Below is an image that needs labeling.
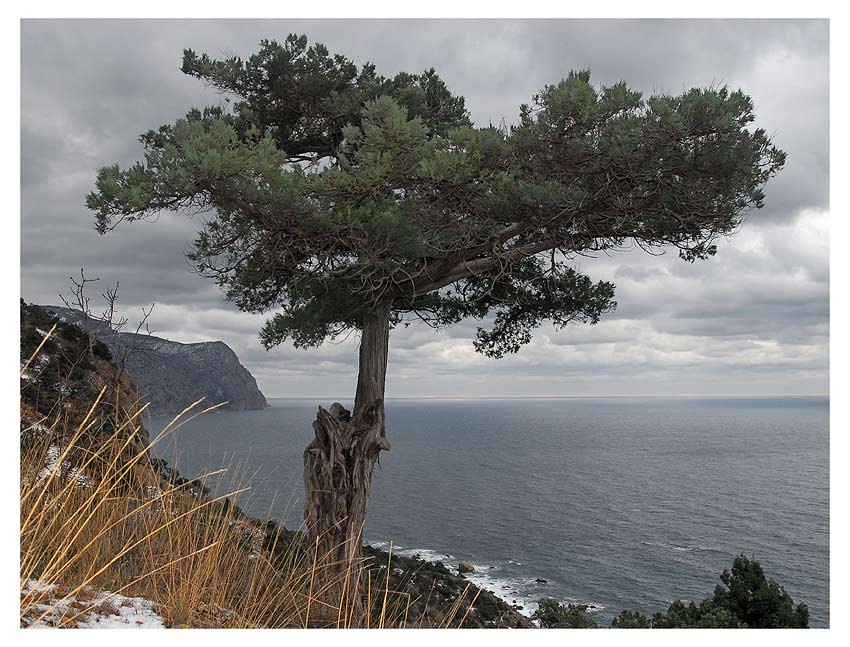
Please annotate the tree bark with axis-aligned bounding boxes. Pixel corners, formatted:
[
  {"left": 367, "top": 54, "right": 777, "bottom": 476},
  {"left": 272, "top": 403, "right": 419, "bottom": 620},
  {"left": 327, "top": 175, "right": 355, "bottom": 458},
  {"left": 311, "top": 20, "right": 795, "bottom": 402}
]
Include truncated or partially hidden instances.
[{"left": 302, "top": 301, "right": 392, "bottom": 627}]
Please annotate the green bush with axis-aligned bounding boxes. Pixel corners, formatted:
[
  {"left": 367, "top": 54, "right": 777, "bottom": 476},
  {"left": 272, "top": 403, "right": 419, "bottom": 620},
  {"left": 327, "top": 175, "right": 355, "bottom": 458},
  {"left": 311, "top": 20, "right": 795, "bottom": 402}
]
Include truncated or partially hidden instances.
[
  {"left": 532, "top": 598, "right": 598, "bottom": 628},
  {"left": 612, "top": 554, "right": 809, "bottom": 628},
  {"left": 611, "top": 609, "right": 651, "bottom": 628}
]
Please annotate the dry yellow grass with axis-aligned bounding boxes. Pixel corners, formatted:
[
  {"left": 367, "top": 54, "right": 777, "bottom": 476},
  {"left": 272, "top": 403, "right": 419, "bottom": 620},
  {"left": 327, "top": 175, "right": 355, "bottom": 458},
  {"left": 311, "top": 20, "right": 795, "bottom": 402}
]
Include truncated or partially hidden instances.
[
  {"left": 20, "top": 391, "right": 319, "bottom": 627},
  {"left": 19, "top": 331, "right": 478, "bottom": 629}
]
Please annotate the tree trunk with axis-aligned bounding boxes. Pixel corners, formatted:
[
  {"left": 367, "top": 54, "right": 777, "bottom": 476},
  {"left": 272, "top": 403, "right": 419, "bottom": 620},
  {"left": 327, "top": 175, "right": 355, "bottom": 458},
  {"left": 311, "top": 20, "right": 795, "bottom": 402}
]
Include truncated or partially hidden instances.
[{"left": 302, "top": 301, "right": 392, "bottom": 627}]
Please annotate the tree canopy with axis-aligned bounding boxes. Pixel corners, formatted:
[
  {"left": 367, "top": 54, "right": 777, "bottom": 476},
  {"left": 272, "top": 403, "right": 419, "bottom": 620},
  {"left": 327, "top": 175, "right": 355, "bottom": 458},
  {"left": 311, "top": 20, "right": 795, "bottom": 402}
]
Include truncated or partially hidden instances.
[
  {"left": 611, "top": 554, "right": 810, "bottom": 628},
  {"left": 87, "top": 34, "right": 785, "bottom": 358}
]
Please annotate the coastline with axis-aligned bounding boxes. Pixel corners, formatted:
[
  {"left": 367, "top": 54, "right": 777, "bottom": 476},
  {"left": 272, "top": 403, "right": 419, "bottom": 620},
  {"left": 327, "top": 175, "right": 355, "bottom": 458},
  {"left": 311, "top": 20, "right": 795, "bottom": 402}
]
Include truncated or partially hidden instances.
[{"left": 365, "top": 539, "right": 604, "bottom": 622}]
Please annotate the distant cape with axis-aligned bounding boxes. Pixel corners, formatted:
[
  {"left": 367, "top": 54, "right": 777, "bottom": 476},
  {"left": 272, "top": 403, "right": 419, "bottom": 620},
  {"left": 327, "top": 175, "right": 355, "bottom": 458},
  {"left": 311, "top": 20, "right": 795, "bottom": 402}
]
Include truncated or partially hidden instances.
[{"left": 41, "top": 305, "right": 268, "bottom": 416}]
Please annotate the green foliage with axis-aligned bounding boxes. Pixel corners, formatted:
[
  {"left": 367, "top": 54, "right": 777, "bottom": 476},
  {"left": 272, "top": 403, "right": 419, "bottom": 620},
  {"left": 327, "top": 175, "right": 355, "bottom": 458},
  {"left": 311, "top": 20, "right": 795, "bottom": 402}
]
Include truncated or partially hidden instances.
[
  {"left": 611, "top": 609, "right": 651, "bottom": 628},
  {"left": 19, "top": 301, "right": 143, "bottom": 470},
  {"left": 21, "top": 301, "right": 97, "bottom": 417},
  {"left": 87, "top": 35, "right": 785, "bottom": 359},
  {"left": 180, "top": 35, "right": 469, "bottom": 158},
  {"left": 471, "top": 264, "right": 616, "bottom": 358},
  {"left": 709, "top": 554, "right": 809, "bottom": 628},
  {"left": 612, "top": 555, "right": 809, "bottom": 628},
  {"left": 532, "top": 598, "right": 599, "bottom": 628}
]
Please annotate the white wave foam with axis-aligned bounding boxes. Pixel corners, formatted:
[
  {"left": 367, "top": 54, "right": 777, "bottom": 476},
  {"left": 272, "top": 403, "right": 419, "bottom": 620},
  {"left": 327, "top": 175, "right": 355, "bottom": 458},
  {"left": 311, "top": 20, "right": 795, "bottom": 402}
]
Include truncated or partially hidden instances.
[
  {"left": 393, "top": 547, "right": 454, "bottom": 563},
  {"left": 365, "top": 540, "right": 604, "bottom": 620},
  {"left": 462, "top": 569, "right": 539, "bottom": 617},
  {"left": 640, "top": 540, "right": 724, "bottom": 554}
]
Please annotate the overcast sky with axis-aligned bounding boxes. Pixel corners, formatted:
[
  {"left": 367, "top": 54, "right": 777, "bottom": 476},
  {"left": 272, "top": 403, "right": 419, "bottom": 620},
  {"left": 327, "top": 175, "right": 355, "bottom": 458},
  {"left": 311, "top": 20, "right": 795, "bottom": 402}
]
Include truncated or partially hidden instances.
[{"left": 20, "top": 19, "right": 829, "bottom": 398}]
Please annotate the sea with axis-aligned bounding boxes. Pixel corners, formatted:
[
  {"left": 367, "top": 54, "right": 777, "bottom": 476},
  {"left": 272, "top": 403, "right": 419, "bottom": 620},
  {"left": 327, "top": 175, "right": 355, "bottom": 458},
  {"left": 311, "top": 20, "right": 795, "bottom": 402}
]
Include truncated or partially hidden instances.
[{"left": 147, "top": 396, "right": 829, "bottom": 627}]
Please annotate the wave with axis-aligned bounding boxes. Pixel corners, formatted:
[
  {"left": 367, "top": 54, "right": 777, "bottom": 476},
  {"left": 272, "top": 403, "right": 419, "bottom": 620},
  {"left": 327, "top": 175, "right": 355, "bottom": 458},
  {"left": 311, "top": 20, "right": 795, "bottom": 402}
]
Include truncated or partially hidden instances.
[{"left": 364, "top": 539, "right": 604, "bottom": 619}]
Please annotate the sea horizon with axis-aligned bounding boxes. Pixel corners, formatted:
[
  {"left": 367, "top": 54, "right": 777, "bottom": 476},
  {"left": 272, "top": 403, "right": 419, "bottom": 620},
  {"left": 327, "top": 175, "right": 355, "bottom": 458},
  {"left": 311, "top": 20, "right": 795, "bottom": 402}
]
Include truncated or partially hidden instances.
[{"left": 263, "top": 393, "right": 830, "bottom": 400}]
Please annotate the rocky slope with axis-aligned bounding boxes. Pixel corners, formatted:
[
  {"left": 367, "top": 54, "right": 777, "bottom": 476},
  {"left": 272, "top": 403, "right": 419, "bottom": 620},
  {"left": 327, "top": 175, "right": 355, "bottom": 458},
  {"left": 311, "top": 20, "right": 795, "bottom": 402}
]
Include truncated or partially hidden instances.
[
  {"left": 21, "top": 302, "right": 531, "bottom": 628},
  {"left": 254, "top": 522, "right": 532, "bottom": 628},
  {"left": 41, "top": 305, "right": 268, "bottom": 416},
  {"left": 20, "top": 300, "right": 146, "bottom": 449},
  {"left": 361, "top": 544, "right": 532, "bottom": 628}
]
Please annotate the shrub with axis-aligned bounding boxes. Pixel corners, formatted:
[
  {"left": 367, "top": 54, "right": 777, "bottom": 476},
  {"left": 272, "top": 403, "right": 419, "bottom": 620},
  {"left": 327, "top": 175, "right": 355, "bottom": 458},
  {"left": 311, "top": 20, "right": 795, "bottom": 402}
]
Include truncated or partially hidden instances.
[
  {"left": 532, "top": 598, "right": 598, "bottom": 628},
  {"left": 611, "top": 609, "right": 651, "bottom": 628},
  {"left": 612, "top": 554, "right": 809, "bottom": 628}
]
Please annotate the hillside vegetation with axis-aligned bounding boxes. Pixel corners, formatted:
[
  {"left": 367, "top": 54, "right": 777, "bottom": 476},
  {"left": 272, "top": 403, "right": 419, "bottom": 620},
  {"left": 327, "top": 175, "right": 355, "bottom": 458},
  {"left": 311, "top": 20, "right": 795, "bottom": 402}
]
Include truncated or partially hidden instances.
[{"left": 19, "top": 302, "right": 527, "bottom": 628}]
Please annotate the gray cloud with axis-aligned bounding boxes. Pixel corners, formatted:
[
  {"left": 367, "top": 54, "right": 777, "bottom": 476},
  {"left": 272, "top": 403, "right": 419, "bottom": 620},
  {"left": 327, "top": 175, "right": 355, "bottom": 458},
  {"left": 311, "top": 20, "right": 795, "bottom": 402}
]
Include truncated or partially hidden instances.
[{"left": 20, "top": 19, "right": 829, "bottom": 398}]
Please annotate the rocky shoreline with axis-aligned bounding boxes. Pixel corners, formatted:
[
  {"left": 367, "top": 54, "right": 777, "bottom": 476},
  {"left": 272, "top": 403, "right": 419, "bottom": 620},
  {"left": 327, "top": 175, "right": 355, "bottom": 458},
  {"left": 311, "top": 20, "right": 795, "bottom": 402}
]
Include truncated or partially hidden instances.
[{"left": 360, "top": 544, "right": 533, "bottom": 628}]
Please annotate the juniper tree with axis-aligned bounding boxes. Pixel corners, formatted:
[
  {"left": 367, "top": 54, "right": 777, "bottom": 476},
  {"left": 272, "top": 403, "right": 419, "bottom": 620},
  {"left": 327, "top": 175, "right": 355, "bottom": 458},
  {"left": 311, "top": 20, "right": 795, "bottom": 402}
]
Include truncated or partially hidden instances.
[{"left": 87, "top": 34, "right": 785, "bottom": 624}]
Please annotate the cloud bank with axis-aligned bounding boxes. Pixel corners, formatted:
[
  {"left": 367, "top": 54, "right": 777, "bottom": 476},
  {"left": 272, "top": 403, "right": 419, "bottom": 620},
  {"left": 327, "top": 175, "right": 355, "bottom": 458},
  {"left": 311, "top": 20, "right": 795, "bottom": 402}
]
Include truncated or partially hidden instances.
[{"left": 21, "top": 19, "right": 829, "bottom": 397}]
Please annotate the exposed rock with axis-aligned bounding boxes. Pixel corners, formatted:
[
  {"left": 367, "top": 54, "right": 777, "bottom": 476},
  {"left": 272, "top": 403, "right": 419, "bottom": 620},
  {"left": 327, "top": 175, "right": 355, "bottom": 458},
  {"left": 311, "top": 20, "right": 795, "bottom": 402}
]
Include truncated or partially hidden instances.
[
  {"left": 458, "top": 561, "right": 475, "bottom": 573},
  {"left": 535, "top": 578, "right": 549, "bottom": 584},
  {"left": 21, "top": 301, "right": 147, "bottom": 449},
  {"left": 41, "top": 305, "right": 268, "bottom": 416},
  {"left": 356, "top": 545, "right": 533, "bottom": 628}
]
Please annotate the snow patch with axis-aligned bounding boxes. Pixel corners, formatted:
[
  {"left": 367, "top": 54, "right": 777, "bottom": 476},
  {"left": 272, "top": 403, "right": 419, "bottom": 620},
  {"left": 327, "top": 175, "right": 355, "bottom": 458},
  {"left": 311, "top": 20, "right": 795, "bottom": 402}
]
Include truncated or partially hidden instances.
[
  {"left": 229, "top": 519, "right": 265, "bottom": 560},
  {"left": 21, "top": 580, "right": 165, "bottom": 628},
  {"left": 35, "top": 445, "right": 93, "bottom": 489}
]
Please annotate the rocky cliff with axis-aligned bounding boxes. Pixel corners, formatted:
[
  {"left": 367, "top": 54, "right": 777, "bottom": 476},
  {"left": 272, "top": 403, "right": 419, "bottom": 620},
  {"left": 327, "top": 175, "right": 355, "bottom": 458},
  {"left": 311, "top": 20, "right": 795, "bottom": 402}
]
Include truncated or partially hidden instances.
[{"left": 41, "top": 305, "right": 268, "bottom": 416}]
